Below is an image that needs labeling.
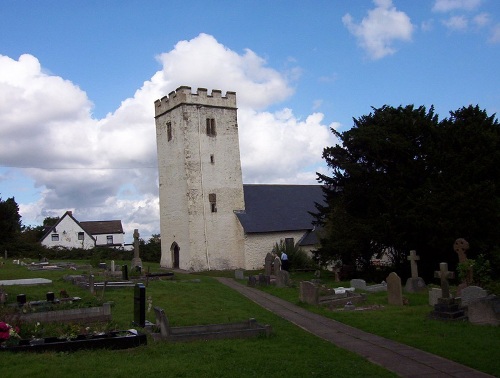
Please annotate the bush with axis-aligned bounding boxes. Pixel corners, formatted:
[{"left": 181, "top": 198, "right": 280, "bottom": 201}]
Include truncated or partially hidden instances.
[{"left": 272, "top": 240, "right": 317, "bottom": 271}]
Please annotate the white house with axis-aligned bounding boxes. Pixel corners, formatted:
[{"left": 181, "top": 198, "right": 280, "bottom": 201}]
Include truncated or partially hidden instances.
[
  {"left": 155, "top": 87, "right": 323, "bottom": 271},
  {"left": 40, "top": 211, "right": 125, "bottom": 249}
]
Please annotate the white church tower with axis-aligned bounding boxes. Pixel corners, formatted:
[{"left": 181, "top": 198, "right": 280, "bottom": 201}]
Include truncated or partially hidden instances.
[{"left": 154, "top": 86, "right": 246, "bottom": 271}]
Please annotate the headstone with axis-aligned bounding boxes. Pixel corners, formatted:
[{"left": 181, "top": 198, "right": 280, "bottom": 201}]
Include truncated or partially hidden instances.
[
  {"left": 276, "top": 270, "right": 290, "bottom": 288},
  {"left": 386, "top": 272, "right": 403, "bottom": 306},
  {"left": 273, "top": 256, "right": 281, "bottom": 274},
  {"left": 4, "top": 249, "right": 7, "bottom": 259},
  {"left": 429, "top": 288, "right": 442, "bottom": 306},
  {"left": 122, "top": 264, "right": 129, "bottom": 281},
  {"left": 0, "top": 289, "right": 7, "bottom": 304},
  {"left": 350, "top": 279, "right": 367, "bottom": 290},
  {"left": 258, "top": 273, "right": 270, "bottom": 286},
  {"left": 264, "top": 253, "right": 273, "bottom": 276},
  {"left": 299, "top": 281, "right": 319, "bottom": 305},
  {"left": 467, "top": 295, "right": 500, "bottom": 326},
  {"left": 247, "top": 276, "right": 257, "bottom": 287},
  {"left": 46, "top": 292, "right": 55, "bottom": 302},
  {"left": 461, "top": 285, "right": 488, "bottom": 307},
  {"left": 333, "top": 268, "right": 340, "bottom": 282},
  {"left": 17, "top": 294, "right": 26, "bottom": 305},
  {"left": 110, "top": 260, "right": 115, "bottom": 272},
  {"left": 235, "top": 269, "right": 244, "bottom": 280},
  {"left": 89, "top": 274, "right": 95, "bottom": 294},
  {"left": 407, "top": 250, "right": 420, "bottom": 278},
  {"left": 131, "top": 229, "right": 143, "bottom": 270},
  {"left": 430, "top": 262, "right": 465, "bottom": 320},
  {"left": 434, "top": 262, "right": 454, "bottom": 299},
  {"left": 134, "top": 283, "right": 146, "bottom": 327},
  {"left": 454, "top": 238, "right": 472, "bottom": 284}
]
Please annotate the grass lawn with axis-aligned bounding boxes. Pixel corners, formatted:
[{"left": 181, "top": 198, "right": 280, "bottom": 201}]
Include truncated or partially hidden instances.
[
  {"left": 256, "top": 271, "right": 500, "bottom": 377},
  {"left": 0, "top": 261, "right": 394, "bottom": 378}
]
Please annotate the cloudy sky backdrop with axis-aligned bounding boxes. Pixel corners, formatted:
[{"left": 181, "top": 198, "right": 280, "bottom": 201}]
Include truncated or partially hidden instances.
[{"left": 0, "top": 0, "right": 498, "bottom": 242}]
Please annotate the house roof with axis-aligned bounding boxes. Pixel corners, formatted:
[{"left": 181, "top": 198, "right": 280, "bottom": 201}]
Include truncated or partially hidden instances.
[
  {"left": 40, "top": 211, "right": 95, "bottom": 242},
  {"left": 80, "top": 220, "right": 124, "bottom": 235},
  {"left": 236, "top": 184, "right": 324, "bottom": 233}
]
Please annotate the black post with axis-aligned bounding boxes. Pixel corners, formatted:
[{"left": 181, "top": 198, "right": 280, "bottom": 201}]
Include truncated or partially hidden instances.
[
  {"left": 134, "top": 283, "right": 146, "bottom": 327},
  {"left": 122, "top": 264, "right": 129, "bottom": 281}
]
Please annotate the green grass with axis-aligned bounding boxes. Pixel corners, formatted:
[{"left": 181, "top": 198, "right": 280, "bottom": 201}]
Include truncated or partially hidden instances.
[
  {"left": 0, "top": 261, "right": 394, "bottom": 378},
  {"left": 255, "top": 271, "right": 500, "bottom": 377}
]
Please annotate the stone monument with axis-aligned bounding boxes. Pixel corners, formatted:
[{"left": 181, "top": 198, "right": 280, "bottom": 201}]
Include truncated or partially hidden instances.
[
  {"left": 404, "top": 250, "right": 426, "bottom": 293},
  {"left": 454, "top": 238, "right": 472, "bottom": 286},
  {"left": 131, "top": 229, "right": 143, "bottom": 271},
  {"left": 387, "top": 272, "right": 403, "bottom": 306},
  {"left": 430, "top": 262, "right": 465, "bottom": 320}
]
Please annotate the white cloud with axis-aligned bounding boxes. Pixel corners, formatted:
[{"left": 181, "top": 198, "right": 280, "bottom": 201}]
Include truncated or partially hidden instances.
[
  {"left": 442, "top": 15, "right": 469, "bottom": 30},
  {"left": 342, "top": 0, "right": 414, "bottom": 60},
  {"left": 489, "top": 24, "right": 500, "bottom": 43},
  {"left": 432, "top": 0, "right": 482, "bottom": 12},
  {"left": 0, "top": 34, "right": 339, "bottom": 241},
  {"left": 473, "top": 13, "right": 491, "bottom": 28}
]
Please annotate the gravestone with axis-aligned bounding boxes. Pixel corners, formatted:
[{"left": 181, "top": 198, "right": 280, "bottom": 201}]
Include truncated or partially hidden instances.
[
  {"left": 234, "top": 269, "right": 244, "bottom": 280},
  {"left": 350, "top": 279, "right": 367, "bottom": 290},
  {"left": 299, "top": 281, "right": 319, "bottom": 305},
  {"left": 0, "top": 288, "right": 7, "bottom": 304},
  {"left": 89, "top": 274, "right": 95, "bottom": 294},
  {"left": 258, "top": 273, "right": 269, "bottom": 286},
  {"left": 430, "top": 262, "right": 465, "bottom": 320},
  {"left": 247, "top": 276, "right": 257, "bottom": 287},
  {"left": 429, "top": 288, "right": 442, "bottom": 306},
  {"left": 134, "top": 283, "right": 146, "bottom": 327},
  {"left": 386, "top": 272, "right": 403, "bottom": 306},
  {"left": 46, "top": 292, "right": 55, "bottom": 302},
  {"left": 461, "top": 285, "right": 488, "bottom": 307},
  {"left": 17, "top": 294, "right": 26, "bottom": 305},
  {"left": 273, "top": 256, "right": 281, "bottom": 274},
  {"left": 467, "top": 295, "right": 500, "bottom": 326},
  {"left": 405, "top": 250, "right": 426, "bottom": 293},
  {"left": 264, "top": 253, "right": 273, "bottom": 276},
  {"left": 131, "top": 229, "right": 143, "bottom": 270},
  {"left": 110, "top": 260, "right": 115, "bottom": 272},
  {"left": 276, "top": 270, "right": 290, "bottom": 288},
  {"left": 332, "top": 267, "right": 340, "bottom": 282},
  {"left": 122, "top": 264, "right": 129, "bottom": 281},
  {"left": 454, "top": 238, "right": 472, "bottom": 285}
]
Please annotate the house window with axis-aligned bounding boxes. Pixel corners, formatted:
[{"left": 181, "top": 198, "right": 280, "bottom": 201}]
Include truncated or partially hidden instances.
[
  {"left": 52, "top": 234, "right": 59, "bottom": 241},
  {"left": 285, "top": 238, "right": 294, "bottom": 249},
  {"left": 167, "top": 122, "right": 172, "bottom": 141},
  {"left": 206, "top": 118, "right": 216, "bottom": 136},
  {"left": 78, "top": 232, "right": 84, "bottom": 241},
  {"left": 107, "top": 235, "right": 113, "bottom": 244},
  {"left": 209, "top": 193, "right": 217, "bottom": 213},
  {"left": 210, "top": 154, "right": 215, "bottom": 164}
]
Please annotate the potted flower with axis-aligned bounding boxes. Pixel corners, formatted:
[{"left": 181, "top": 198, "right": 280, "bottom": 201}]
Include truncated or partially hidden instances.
[{"left": 0, "top": 321, "right": 21, "bottom": 347}]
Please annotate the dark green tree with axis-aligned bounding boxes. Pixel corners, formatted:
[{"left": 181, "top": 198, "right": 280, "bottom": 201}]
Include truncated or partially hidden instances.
[
  {"left": 314, "top": 105, "right": 500, "bottom": 280},
  {"left": 0, "top": 196, "right": 22, "bottom": 243}
]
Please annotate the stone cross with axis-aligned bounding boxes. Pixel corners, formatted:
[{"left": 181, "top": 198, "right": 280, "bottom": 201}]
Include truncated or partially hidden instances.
[
  {"left": 407, "top": 250, "right": 420, "bottom": 279},
  {"left": 133, "top": 229, "right": 140, "bottom": 258},
  {"left": 453, "top": 238, "right": 469, "bottom": 263},
  {"left": 434, "top": 262, "right": 454, "bottom": 299}
]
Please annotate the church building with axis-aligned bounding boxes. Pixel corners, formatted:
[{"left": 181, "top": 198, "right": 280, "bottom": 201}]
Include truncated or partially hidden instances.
[{"left": 154, "top": 86, "right": 322, "bottom": 271}]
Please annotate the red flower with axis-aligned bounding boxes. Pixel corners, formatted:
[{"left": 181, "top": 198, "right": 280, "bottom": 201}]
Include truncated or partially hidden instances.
[{"left": 0, "top": 322, "right": 11, "bottom": 340}]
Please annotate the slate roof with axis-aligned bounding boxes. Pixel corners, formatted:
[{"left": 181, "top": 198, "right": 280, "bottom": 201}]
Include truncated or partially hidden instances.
[
  {"left": 80, "top": 220, "right": 124, "bottom": 235},
  {"left": 236, "top": 184, "right": 325, "bottom": 233}
]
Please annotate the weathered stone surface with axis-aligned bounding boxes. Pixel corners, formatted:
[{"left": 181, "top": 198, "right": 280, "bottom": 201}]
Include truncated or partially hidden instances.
[
  {"left": 468, "top": 295, "right": 500, "bottom": 326},
  {"left": 299, "top": 281, "right": 319, "bottom": 305},
  {"left": 405, "top": 277, "right": 427, "bottom": 293},
  {"left": 350, "top": 279, "right": 367, "bottom": 290},
  {"left": 461, "top": 285, "right": 488, "bottom": 306},
  {"left": 387, "top": 272, "right": 403, "bottom": 306}
]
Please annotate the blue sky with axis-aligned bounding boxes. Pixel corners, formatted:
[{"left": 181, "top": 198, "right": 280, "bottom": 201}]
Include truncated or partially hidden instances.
[{"left": 0, "top": 0, "right": 499, "bottom": 242}]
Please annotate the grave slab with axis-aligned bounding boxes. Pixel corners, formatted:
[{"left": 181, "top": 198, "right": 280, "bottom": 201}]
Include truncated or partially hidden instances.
[{"left": 0, "top": 278, "right": 52, "bottom": 286}]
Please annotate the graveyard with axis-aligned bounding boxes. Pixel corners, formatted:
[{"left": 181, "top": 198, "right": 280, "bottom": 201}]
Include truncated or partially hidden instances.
[{"left": 0, "top": 258, "right": 499, "bottom": 377}]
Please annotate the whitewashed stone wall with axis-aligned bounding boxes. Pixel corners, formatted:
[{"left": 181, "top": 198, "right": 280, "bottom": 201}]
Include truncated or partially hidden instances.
[
  {"left": 155, "top": 87, "right": 245, "bottom": 271},
  {"left": 243, "top": 230, "right": 308, "bottom": 270}
]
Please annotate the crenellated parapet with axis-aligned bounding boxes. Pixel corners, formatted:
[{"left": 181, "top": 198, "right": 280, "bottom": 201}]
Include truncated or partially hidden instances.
[{"left": 155, "top": 86, "right": 237, "bottom": 117}]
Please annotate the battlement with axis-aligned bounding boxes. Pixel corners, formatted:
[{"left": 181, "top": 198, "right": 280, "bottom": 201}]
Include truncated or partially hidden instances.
[{"left": 154, "top": 86, "right": 237, "bottom": 117}]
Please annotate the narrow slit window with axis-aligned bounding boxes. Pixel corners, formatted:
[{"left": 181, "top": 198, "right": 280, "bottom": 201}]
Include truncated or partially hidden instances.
[
  {"left": 167, "top": 122, "right": 172, "bottom": 141},
  {"left": 206, "top": 118, "right": 216, "bottom": 136},
  {"left": 209, "top": 193, "right": 217, "bottom": 213},
  {"left": 210, "top": 154, "right": 215, "bottom": 164}
]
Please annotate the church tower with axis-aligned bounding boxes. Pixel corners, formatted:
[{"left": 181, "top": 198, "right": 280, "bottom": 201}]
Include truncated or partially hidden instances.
[{"left": 154, "top": 86, "right": 245, "bottom": 271}]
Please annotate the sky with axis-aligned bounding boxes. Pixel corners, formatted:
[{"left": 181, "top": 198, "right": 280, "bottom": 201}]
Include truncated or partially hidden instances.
[{"left": 0, "top": 0, "right": 499, "bottom": 243}]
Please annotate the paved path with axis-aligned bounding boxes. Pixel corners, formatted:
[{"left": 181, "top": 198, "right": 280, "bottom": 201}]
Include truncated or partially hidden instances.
[{"left": 216, "top": 277, "right": 493, "bottom": 378}]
